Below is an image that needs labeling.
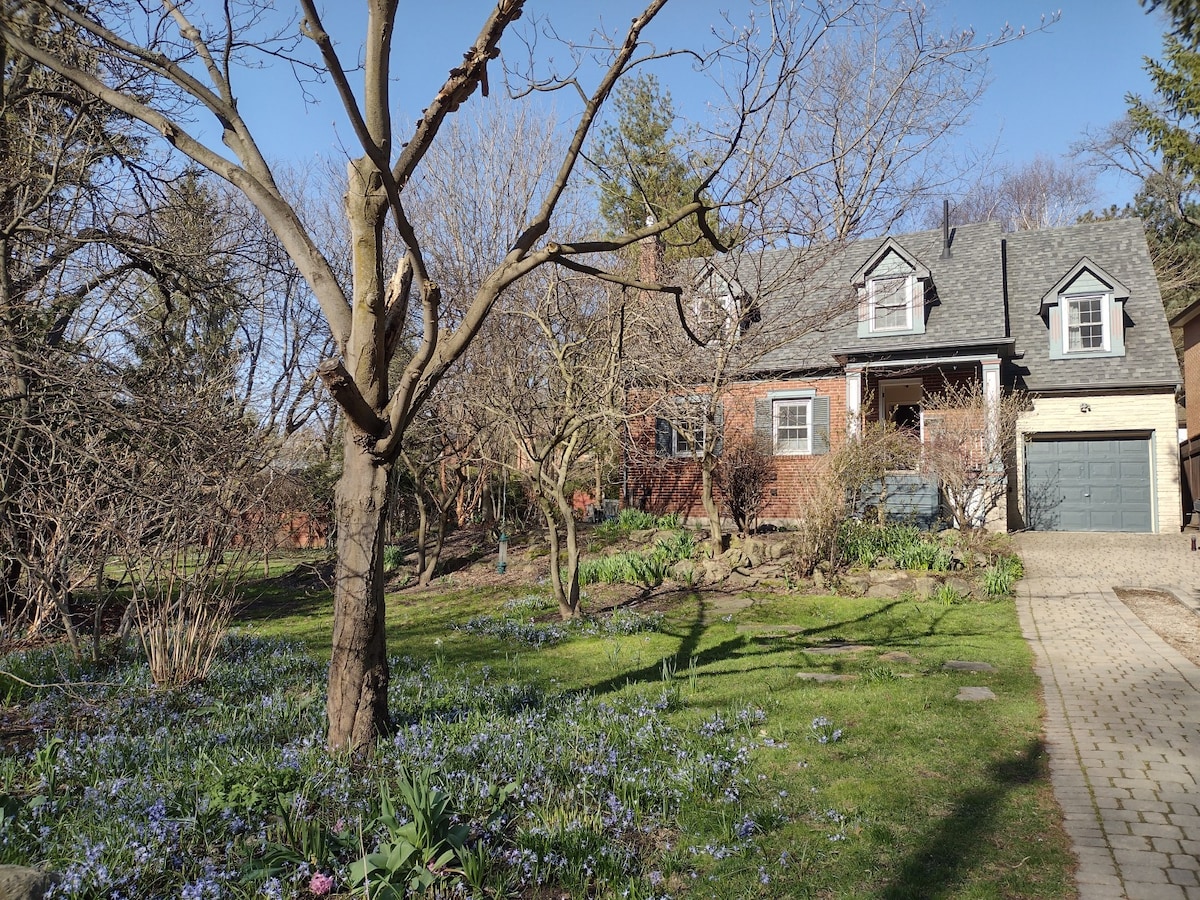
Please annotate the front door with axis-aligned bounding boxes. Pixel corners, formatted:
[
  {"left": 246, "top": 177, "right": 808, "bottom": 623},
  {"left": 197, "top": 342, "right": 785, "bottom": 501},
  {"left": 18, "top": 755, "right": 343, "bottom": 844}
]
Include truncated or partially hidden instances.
[{"left": 880, "top": 378, "right": 923, "bottom": 462}]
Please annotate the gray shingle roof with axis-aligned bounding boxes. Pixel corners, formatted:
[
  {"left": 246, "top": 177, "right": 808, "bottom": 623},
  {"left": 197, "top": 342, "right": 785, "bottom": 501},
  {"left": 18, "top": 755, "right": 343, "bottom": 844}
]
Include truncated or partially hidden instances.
[
  {"left": 1005, "top": 218, "right": 1179, "bottom": 391},
  {"left": 733, "top": 217, "right": 1178, "bottom": 391}
]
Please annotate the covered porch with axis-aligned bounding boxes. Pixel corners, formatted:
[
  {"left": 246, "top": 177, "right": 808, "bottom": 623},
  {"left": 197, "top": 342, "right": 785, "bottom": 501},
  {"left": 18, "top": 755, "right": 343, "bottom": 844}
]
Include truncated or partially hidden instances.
[{"left": 841, "top": 352, "right": 1008, "bottom": 530}]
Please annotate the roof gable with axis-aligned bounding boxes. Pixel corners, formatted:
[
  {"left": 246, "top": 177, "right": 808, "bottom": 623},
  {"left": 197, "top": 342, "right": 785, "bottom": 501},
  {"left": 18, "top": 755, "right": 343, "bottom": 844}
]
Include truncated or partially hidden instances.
[
  {"left": 1038, "top": 256, "right": 1130, "bottom": 313},
  {"left": 692, "top": 260, "right": 747, "bottom": 299},
  {"left": 851, "top": 237, "right": 930, "bottom": 286}
]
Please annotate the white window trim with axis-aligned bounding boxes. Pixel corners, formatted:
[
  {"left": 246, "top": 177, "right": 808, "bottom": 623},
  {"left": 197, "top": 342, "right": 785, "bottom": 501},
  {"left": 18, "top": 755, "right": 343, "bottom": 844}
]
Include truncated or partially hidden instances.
[
  {"left": 671, "top": 420, "right": 706, "bottom": 458},
  {"left": 773, "top": 397, "right": 813, "bottom": 456},
  {"left": 1061, "top": 292, "right": 1111, "bottom": 353},
  {"left": 693, "top": 292, "right": 740, "bottom": 338},
  {"left": 868, "top": 274, "right": 914, "bottom": 333}
]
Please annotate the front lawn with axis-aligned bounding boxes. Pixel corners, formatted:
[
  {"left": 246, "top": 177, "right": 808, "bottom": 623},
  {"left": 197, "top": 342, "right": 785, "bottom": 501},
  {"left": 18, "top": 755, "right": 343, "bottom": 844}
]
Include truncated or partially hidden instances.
[{"left": 0, "top": 565, "right": 1074, "bottom": 898}]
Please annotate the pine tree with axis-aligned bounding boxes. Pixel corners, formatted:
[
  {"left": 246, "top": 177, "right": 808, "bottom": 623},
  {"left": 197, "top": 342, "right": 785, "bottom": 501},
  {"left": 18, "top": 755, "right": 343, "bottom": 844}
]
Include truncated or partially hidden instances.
[{"left": 590, "top": 73, "right": 725, "bottom": 262}]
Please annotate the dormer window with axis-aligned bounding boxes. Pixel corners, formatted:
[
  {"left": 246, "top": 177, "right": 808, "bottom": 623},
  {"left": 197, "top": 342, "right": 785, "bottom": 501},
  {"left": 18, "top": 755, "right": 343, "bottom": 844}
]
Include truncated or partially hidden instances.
[
  {"left": 853, "top": 238, "right": 929, "bottom": 338},
  {"left": 691, "top": 264, "right": 754, "bottom": 341},
  {"left": 1041, "top": 257, "right": 1127, "bottom": 360},
  {"left": 870, "top": 274, "right": 913, "bottom": 332},
  {"left": 1064, "top": 293, "right": 1109, "bottom": 352}
]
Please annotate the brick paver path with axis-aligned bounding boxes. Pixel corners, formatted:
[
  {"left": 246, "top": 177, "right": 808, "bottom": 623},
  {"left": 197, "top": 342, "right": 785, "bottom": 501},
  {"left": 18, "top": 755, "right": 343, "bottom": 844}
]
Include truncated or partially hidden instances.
[{"left": 1014, "top": 533, "right": 1200, "bottom": 900}]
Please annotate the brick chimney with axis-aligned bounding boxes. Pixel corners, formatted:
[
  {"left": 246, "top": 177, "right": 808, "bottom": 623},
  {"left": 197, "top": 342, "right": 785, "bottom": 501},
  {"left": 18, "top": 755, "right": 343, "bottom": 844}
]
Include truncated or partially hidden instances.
[{"left": 638, "top": 215, "right": 662, "bottom": 290}]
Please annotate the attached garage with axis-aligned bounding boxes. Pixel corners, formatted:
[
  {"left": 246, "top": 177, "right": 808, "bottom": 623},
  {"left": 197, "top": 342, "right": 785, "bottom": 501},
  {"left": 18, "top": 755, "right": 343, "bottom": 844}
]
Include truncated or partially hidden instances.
[{"left": 1024, "top": 435, "right": 1153, "bottom": 532}]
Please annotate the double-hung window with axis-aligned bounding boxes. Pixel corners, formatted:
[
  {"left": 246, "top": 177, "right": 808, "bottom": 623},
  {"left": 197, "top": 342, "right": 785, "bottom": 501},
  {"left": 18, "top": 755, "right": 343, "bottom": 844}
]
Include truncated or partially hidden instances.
[
  {"left": 773, "top": 398, "right": 811, "bottom": 455},
  {"left": 1064, "top": 294, "right": 1108, "bottom": 352},
  {"left": 869, "top": 275, "right": 911, "bottom": 332},
  {"left": 1041, "top": 260, "right": 1126, "bottom": 360},
  {"left": 672, "top": 419, "right": 705, "bottom": 457}
]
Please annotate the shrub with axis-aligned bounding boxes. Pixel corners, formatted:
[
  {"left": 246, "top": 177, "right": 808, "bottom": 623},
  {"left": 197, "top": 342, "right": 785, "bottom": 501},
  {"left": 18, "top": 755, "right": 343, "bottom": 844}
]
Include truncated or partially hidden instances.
[
  {"left": 593, "top": 509, "right": 681, "bottom": 539},
  {"left": 715, "top": 438, "right": 773, "bottom": 534},
  {"left": 577, "top": 532, "right": 694, "bottom": 588},
  {"left": 982, "top": 554, "right": 1024, "bottom": 597},
  {"left": 383, "top": 545, "right": 404, "bottom": 574},
  {"left": 836, "top": 521, "right": 951, "bottom": 572},
  {"left": 788, "top": 461, "right": 846, "bottom": 577}
]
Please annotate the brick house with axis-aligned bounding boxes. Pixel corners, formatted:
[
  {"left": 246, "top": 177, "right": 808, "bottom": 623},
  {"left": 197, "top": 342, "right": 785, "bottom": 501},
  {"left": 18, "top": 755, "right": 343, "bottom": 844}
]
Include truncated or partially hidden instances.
[
  {"left": 627, "top": 217, "right": 1182, "bottom": 533},
  {"left": 1171, "top": 297, "right": 1200, "bottom": 522}
]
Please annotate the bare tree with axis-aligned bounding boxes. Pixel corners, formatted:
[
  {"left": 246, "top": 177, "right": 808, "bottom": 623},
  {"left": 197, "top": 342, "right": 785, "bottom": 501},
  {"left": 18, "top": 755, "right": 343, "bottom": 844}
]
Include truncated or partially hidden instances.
[
  {"left": 715, "top": 437, "right": 774, "bottom": 535},
  {"left": 5, "top": 0, "right": 1025, "bottom": 752},
  {"left": 922, "top": 380, "right": 1028, "bottom": 531},
  {"left": 399, "top": 396, "right": 476, "bottom": 588},
  {"left": 829, "top": 416, "right": 920, "bottom": 527},
  {"left": 927, "top": 155, "right": 1097, "bottom": 231},
  {"left": 478, "top": 273, "right": 630, "bottom": 619}
]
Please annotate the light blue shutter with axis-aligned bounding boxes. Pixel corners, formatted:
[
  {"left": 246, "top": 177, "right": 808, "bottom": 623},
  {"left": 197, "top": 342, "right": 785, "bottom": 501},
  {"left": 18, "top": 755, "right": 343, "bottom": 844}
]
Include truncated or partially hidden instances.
[{"left": 812, "top": 396, "right": 830, "bottom": 455}]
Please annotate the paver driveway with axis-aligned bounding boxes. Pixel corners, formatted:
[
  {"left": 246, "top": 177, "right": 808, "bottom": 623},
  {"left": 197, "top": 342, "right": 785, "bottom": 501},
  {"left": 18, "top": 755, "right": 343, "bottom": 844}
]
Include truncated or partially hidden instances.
[{"left": 1014, "top": 532, "right": 1200, "bottom": 900}]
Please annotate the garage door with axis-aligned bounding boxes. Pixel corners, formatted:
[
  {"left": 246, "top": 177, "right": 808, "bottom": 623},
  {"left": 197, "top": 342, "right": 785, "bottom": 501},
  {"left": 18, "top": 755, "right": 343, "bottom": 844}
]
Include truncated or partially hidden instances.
[{"left": 1024, "top": 436, "right": 1152, "bottom": 532}]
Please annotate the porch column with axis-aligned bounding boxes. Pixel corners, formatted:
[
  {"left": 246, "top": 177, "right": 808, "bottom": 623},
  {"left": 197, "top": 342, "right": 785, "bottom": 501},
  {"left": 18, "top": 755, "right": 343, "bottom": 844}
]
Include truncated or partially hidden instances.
[
  {"left": 846, "top": 365, "right": 863, "bottom": 438},
  {"left": 982, "top": 357, "right": 1001, "bottom": 455}
]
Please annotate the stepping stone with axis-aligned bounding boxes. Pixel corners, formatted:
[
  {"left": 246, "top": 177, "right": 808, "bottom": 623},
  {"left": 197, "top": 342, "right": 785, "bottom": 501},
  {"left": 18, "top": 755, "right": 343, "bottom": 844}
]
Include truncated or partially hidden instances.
[
  {"left": 956, "top": 686, "right": 996, "bottom": 702},
  {"left": 803, "top": 641, "right": 873, "bottom": 655},
  {"left": 943, "top": 660, "right": 997, "bottom": 672},
  {"left": 879, "top": 651, "right": 919, "bottom": 664},
  {"left": 796, "top": 672, "right": 856, "bottom": 682},
  {"left": 0, "top": 866, "right": 59, "bottom": 900}
]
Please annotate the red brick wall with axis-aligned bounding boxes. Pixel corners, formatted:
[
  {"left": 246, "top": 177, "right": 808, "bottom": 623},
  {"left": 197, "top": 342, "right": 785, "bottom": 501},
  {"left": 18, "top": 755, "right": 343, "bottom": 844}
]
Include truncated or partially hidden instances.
[
  {"left": 626, "top": 376, "right": 847, "bottom": 522},
  {"left": 1186, "top": 318, "right": 1200, "bottom": 439}
]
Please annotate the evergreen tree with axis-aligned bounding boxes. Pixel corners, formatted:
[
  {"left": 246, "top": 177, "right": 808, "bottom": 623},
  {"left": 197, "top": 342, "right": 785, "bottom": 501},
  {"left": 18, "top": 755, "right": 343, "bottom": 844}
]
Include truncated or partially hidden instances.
[
  {"left": 1127, "top": 36, "right": 1200, "bottom": 228},
  {"left": 589, "top": 73, "right": 726, "bottom": 262}
]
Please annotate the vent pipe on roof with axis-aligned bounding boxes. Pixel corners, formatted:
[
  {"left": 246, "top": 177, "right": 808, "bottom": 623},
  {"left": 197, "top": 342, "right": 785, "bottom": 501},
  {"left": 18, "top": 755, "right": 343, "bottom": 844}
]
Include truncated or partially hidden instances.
[{"left": 940, "top": 199, "right": 952, "bottom": 259}]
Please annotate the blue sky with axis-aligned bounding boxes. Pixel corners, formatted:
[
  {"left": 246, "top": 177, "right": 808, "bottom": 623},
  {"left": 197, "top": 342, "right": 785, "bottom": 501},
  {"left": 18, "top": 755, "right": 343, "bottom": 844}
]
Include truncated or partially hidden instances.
[{"left": 234, "top": 2, "right": 1173, "bottom": 212}]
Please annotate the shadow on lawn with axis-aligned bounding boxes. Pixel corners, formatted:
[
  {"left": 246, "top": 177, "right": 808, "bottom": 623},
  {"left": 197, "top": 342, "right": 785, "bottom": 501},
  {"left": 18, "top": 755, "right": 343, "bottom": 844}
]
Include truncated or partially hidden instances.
[
  {"left": 880, "top": 738, "right": 1050, "bottom": 900},
  {"left": 582, "top": 596, "right": 962, "bottom": 696},
  {"left": 583, "top": 591, "right": 710, "bottom": 696},
  {"left": 238, "top": 558, "right": 335, "bottom": 623}
]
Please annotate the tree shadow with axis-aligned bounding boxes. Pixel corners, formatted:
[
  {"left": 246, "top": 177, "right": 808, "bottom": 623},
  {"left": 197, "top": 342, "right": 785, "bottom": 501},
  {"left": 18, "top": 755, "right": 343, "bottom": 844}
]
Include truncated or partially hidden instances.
[
  {"left": 579, "top": 595, "right": 954, "bottom": 696},
  {"left": 238, "top": 558, "right": 336, "bottom": 623},
  {"left": 879, "top": 738, "right": 1049, "bottom": 899}
]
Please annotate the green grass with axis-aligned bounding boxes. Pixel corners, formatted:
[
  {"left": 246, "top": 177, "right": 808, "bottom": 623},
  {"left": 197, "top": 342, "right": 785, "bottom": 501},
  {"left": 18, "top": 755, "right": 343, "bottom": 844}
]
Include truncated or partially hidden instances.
[{"left": 236, "top": 575, "right": 1073, "bottom": 899}]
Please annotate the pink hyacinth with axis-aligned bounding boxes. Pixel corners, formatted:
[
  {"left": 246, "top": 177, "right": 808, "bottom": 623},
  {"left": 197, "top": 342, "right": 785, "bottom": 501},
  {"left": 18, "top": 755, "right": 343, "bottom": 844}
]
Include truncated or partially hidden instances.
[{"left": 309, "top": 872, "right": 334, "bottom": 896}]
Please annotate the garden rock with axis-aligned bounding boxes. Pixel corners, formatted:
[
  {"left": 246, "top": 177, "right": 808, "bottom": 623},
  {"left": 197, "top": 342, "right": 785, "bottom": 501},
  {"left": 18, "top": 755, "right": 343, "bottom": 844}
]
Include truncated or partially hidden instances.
[
  {"left": 725, "top": 570, "right": 759, "bottom": 591},
  {"left": 766, "top": 541, "right": 791, "bottom": 561},
  {"left": 944, "top": 575, "right": 977, "bottom": 598},
  {"left": 864, "top": 569, "right": 913, "bottom": 598},
  {"left": 838, "top": 573, "right": 870, "bottom": 596},
  {"left": 753, "top": 563, "right": 785, "bottom": 581},
  {"left": 811, "top": 568, "right": 826, "bottom": 591},
  {"left": 944, "top": 660, "right": 997, "bottom": 673},
  {"left": 910, "top": 574, "right": 936, "bottom": 599},
  {"left": 629, "top": 529, "right": 656, "bottom": 544},
  {"left": 670, "top": 559, "right": 697, "bottom": 584},
  {"left": 743, "top": 538, "right": 766, "bottom": 567},
  {"left": 956, "top": 686, "right": 997, "bottom": 702},
  {"left": 701, "top": 559, "right": 733, "bottom": 584},
  {"left": 875, "top": 555, "right": 896, "bottom": 570},
  {"left": 0, "top": 866, "right": 58, "bottom": 900},
  {"left": 721, "top": 546, "right": 747, "bottom": 567}
]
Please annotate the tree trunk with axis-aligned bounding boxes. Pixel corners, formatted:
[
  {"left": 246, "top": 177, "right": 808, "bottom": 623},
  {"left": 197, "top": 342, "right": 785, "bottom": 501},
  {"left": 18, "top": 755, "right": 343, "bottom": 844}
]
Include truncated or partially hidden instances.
[
  {"left": 539, "top": 499, "right": 571, "bottom": 617},
  {"left": 701, "top": 457, "right": 723, "bottom": 548},
  {"left": 325, "top": 152, "right": 392, "bottom": 754},
  {"left": 415, "top": 493, "right": 430, "bottom": 583},
  {"left": 555, "top": 486, "right": 582, "bottom": 618},
  {"left": 426, "top": 504, "right": 450, "bottom": 584},
  {"left": 326, "top": 440, "right": 391, "bottom": 753}
]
